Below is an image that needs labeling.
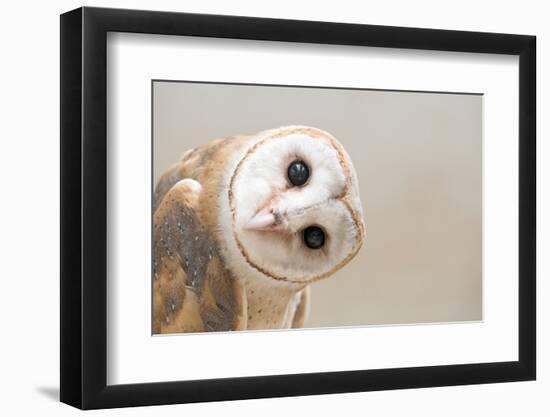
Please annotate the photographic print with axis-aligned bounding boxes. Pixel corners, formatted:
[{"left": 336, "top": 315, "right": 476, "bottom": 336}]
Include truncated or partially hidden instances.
[
  {"left": 152, "top": 81, "right": 482, "bottom": 334},
  {"left": 61, "top": 8, "right": 536, "bottom": 408}
]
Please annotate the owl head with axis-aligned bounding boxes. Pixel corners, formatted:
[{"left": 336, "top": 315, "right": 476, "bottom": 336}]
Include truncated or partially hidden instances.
[{"left": 220, "top": 126, "right": 365, "bottom": 286}]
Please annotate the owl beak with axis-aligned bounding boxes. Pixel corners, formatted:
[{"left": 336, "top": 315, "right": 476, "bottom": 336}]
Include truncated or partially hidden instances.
[{"left": 245, "top": 207, "right": 285, "bottom": 231}]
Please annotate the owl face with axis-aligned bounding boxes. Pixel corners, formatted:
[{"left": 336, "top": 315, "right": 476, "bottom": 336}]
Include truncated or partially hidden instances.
[{"left": 223, "top": 126, "right": 365, "bottom": 285}]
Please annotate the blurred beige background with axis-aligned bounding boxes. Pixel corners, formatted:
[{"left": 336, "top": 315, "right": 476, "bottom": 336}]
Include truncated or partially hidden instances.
[{"left": 153, "top": 81, "right": 482, "bottom": 327}]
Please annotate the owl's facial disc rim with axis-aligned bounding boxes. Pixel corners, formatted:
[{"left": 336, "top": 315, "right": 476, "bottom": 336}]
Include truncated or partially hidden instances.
[{"left": 228, "top": 126, "right": 365, "bottom": 285}]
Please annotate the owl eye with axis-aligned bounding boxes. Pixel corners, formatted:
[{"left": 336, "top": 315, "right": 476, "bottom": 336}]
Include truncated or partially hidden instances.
[
  {"left": 303, "top": 226, "right": 325, "bottom": 249},
  {"left": 287, "top": 160, "right": 310, "bottom": 186}
]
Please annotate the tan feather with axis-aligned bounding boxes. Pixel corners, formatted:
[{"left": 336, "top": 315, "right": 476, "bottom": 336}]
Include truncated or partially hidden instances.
[
  {"left": 152, "top": 176, "right": 246, "bottom": 334},
  {"left": 291, "top": 287, "right": 310, "bottom": 328}
]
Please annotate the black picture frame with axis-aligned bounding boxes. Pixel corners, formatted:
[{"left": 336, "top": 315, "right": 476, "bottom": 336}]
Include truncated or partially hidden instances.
[{"left": 60, "top": 6, "right": 536, "bottom": 410}]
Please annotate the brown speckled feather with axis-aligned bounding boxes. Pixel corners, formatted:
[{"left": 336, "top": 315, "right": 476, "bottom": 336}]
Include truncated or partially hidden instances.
[{"left": 153, "top": 171, "right": 246, "bottom": 334}]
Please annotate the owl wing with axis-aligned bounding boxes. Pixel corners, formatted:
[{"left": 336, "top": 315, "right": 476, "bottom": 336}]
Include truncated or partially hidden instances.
[{"left": 153, "top": 178, "right": 247, "bottom": 334}]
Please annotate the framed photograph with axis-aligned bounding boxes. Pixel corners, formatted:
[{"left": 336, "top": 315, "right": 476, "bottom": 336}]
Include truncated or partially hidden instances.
[{"left": 60, "top": 6, "right": 536, "bottom": 409}]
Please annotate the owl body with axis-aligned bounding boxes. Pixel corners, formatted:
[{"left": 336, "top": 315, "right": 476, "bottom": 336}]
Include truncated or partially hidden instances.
[{"left": 153, "top": 126, "right": 365, "bottom": 334}]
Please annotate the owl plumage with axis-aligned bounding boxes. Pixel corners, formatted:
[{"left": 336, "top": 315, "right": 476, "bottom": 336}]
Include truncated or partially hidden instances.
[{"left": 153, "top": 126, "right": 365, "bottom": 334}]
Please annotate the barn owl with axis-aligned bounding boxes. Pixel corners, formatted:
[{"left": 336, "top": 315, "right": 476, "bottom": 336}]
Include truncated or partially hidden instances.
[{"left": 153, "top": 126, "right": 365, "bottom": 334}]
